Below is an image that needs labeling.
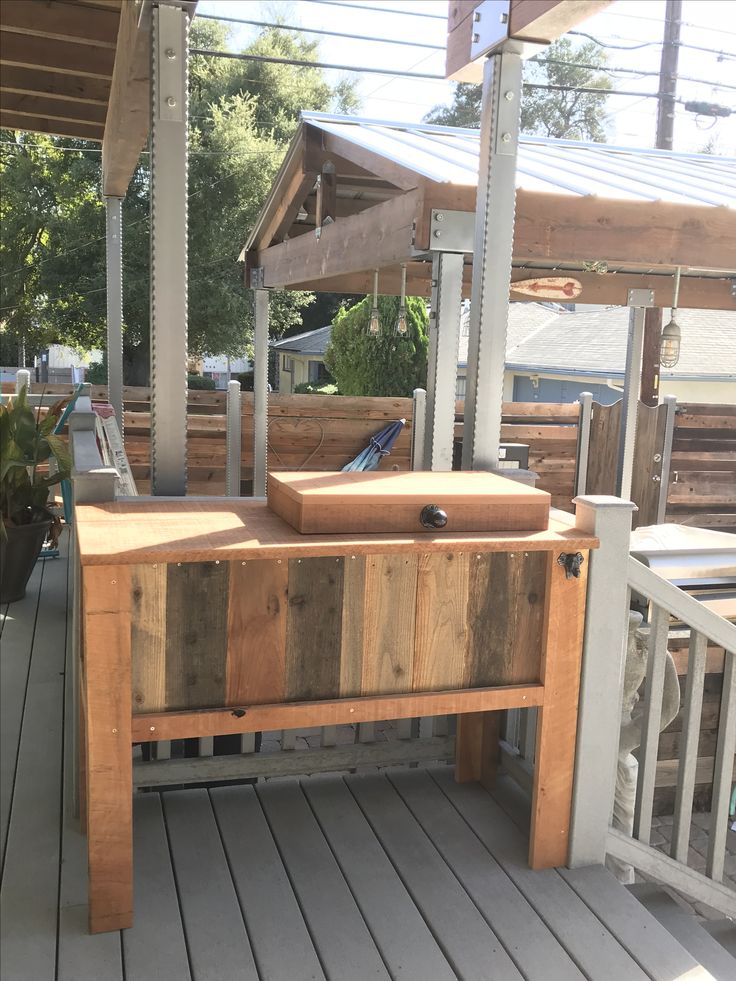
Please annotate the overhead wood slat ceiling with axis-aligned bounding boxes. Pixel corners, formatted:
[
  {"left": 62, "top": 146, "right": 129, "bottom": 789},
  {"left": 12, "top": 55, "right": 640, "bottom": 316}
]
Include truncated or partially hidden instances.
[{"left": 0, "top": 0, "right": 123, "bottom": 143}]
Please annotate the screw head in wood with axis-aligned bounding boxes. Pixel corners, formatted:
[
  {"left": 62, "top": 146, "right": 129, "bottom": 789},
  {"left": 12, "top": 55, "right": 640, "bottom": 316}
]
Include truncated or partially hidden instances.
[
  {"left": 112, "top": 728, "right": 118, "bottom": 734},
  {"left": 150, "top": 726, "right": 155, "bottom": 731}
]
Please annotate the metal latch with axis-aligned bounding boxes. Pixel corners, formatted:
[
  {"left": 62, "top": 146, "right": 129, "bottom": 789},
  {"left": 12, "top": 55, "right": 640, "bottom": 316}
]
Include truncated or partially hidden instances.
[{"left": 557, "top": 552, "right": 585, "bottom": 579}]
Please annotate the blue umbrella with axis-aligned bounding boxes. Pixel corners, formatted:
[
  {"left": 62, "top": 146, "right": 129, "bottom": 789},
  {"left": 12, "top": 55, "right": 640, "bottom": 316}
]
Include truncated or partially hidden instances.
[{"left": 342, "top": 418, "right": 406, "bottom": 472}]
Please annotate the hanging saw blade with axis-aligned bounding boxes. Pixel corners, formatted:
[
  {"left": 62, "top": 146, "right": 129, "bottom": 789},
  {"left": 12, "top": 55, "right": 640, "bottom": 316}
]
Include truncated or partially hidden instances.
[{"left": 510, "top": 277, "right": 583, "bottom": 299}]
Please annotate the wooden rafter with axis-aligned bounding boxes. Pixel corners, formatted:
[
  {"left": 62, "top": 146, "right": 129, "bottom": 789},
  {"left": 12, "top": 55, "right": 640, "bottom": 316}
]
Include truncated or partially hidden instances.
[
  {"left": 0, "top": 0, "right": 120, "bottom": 48},
  {"left": 446, "top": 0, "right": 613, "bottom": 82}
]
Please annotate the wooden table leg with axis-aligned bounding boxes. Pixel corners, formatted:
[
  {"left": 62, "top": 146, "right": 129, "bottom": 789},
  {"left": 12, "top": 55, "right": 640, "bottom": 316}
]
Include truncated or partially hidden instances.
[
  {"left": 529, "top": 553, "right": 588, "bottom": 870},
  {"left": 83, "top": 565, "right": 133, "bottom": 933},
  {"left": 455, "top": 712, "right": 501, "bottom": 791}
]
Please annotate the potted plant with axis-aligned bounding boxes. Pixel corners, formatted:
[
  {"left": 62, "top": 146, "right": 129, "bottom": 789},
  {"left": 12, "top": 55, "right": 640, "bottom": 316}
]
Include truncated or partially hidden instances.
[{"left": 1, "top": 386, "right": 72, "bottom": 603}]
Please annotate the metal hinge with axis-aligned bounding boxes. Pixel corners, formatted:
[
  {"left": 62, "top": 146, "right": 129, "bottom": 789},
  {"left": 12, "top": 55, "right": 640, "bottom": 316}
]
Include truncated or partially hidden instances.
[{"left": 557, "top": 552, "right": 585, "bottom": 579}]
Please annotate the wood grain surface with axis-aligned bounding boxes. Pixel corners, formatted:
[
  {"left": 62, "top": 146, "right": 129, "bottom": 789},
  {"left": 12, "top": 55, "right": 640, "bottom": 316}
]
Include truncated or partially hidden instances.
[{"left": 285, "top": 557, "right": 345, "bottom": 700}]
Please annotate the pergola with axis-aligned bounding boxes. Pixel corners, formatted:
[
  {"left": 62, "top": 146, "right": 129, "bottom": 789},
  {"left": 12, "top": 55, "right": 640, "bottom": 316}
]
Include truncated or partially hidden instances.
[
  {"left": 244, "top": 112, "right": 736, "bottom": 481},
  {"left": 1, "top": 0, "right": 196, "bottom": 494}
]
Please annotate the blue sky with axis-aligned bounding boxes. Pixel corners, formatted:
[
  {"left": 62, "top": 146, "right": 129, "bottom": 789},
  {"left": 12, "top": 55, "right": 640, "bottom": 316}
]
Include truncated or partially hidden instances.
[{"left": 196, "top": 0, "right": 736, "bottom": 154}]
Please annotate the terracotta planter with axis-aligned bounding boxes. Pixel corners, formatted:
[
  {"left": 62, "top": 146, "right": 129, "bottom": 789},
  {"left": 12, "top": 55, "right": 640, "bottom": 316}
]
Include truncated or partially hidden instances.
[{"left": 0, "top": 519, "right": 51, "bottom": 603}]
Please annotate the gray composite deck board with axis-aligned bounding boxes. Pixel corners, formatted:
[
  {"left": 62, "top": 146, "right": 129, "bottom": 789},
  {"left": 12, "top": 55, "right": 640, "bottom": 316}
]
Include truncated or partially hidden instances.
[
  {"left": 629, "top": 884, "right": 736, "bottom": 981},
  {"left": 388, "top": 768, "right": 586, "bottom": 981},
  {"left": 301, "top": 774, "right": 457, "bottom": 981},
  {"left": 122, "top": 793, "right": 192, "bottom": 981},
  {"left": 210, "top": 784, "right": 326, "bottom": 981},
  {"left": 255, "top": 779, "right": 391, "bottom": 981},
  {"left": 346, "top": 771, "right": 525, "bottom": 981},
  {"left": 431, "top": 767, "right": 652, "bottom": 981},
  {"left": 0, "top": 558, "right": 42, "bottom": 865},
  {"left": 0, "top": 553, "right": 67, "bottom": 981},
  {"left": 162, "top": 789, "right": 259, "bottom": 981},
  {"left": 560, "top": 865, "right": 715, "bottom": 981}
]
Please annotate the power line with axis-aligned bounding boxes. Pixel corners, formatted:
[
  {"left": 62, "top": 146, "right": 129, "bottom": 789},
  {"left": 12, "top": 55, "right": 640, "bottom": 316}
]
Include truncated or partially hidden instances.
[
  {"left": 189, "top": 47, "right": 447, "bottom": 80},
  {"left": 303, "top": 0, "right": 446, "bottom": 20},
  {"left": 540, "top": 58, "right": 736, "bottom": 92},
  {"left": 571, "top": 29, "right": 736, "bottom": 61},
  {"left": 196, "top": 12, "right": 445, "bottom": 50}
]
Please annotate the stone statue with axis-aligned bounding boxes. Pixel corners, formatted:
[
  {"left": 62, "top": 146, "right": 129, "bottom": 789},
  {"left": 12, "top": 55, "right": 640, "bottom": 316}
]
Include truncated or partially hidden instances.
[{"left": 606, "top": 610, "right": 681, "bottom": 883}]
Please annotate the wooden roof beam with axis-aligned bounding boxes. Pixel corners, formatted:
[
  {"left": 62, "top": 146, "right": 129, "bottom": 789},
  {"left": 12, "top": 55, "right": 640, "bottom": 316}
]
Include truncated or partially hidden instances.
[
  {"left": 446, "top": 0, "right": 613, "bottom": 82},
  {"left": 101, "top": 0, "right": 150, "bottom": 197},
  {"left": 0, "top": 65, "right": 110, "bottom": 105},
  {"left": 0, "top": 30, "right": 115, "bottom": 79},
  {"left": 0, "top": 110, "right": 104, "bottom": 141},
  {"left": 0, "top": 92, "right": 107, "bottom": 127},
  {"left": 254, "top": 190, "right": 424, "bottom": 289},
  {"left": 0, "top": 0, "right": 120, "bottom": 48}
]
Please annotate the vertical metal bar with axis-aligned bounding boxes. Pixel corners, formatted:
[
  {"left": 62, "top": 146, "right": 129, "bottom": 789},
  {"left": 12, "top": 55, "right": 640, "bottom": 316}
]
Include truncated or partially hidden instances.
[
  {"left": 633, "top": 604, "right": 670, "bottom": 844},
  {"left": 656, "top": 394, "right": 677, "bottom": 523},
  {"left": 568, "top": 495, "right": 636, "bottom": 868},
  {"left": 253, "top": 288, "right": 269, "bottom": 497},
  {"left": 617, "top": 306, "right": 646, "bottom": 499},
  {"left": 104, "top": 195, "right": 124, "bottom": 432},
  {"left": 281, "top": 729, "right": 296, "bottom": 750},
  {"left": 240, "top": 733, "right": 256, "bottom": 754},
  {"left": 575, "top": 392, "right": 593, "bottom": 497},
  {"left": 706, "top": 651, "right": 736, "bottom": 881},
  {"left": 321, "top": 726, "right": 337, "bottom": 747},
  {"left": 425, "top": 252, "right": 464, "bottom": 471},
  {"left": 226, "top": 380, "right": 242, "bottom": 497},
  {"left": 671, "top": 630, "right": 707, "bottom": 862},
  {"left": 462, "top": 49, "right": 522, "bottom": 471},
  {"left": 150, "top": 3, "right": 189, "bottom": 496},
  {"left": 411, "top": 388, "right": 427, "bottom": 471},
  {"left": 198, "top": 737, "right": 214, "bottom": 757},
  {"left": 519, "top": 707, "right": 538, "bottom": 764},
  {"left": 15, "top": 368, "right": 31, "bottom": 394}
]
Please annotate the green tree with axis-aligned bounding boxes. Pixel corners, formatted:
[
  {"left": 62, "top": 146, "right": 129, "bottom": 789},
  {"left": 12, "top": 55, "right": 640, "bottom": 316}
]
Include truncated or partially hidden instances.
[
  {"left": 0, "top": 21, "right": 356, "bottom": 380},
  {"left": 425, "top": 38, "right": 611, "bottom": 141},
  {"left": 324, "top": 295, "right": 428, "bottom": 397}
]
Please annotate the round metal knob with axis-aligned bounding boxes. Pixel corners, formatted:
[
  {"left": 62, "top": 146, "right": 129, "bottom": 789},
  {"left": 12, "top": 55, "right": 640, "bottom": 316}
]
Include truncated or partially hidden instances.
[{"left": 420, "top": 504, "right": 448, "bottom": 529}]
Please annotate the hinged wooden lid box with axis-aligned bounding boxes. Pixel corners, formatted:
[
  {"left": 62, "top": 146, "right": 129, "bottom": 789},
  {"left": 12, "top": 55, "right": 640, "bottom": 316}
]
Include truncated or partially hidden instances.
[{"left": 267, "top": 471, "right": 551, "bottom": 534}]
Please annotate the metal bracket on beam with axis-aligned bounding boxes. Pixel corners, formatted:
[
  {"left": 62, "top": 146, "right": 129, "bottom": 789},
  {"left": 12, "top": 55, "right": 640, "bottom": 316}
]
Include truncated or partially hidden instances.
[
  {"left": 627, "top": 288, "right": 655, "bottom": 307},
  {"left": 250, "top": 267, "right": 265, "bottom": 289},
  {"left": 470, "top": 0, "right": 511, "bottom": 61},
  {"left": 428, "top": 210, "right": 475, "bottom": 253},
  {"left": 155, "top": 4, "right": 186, "bottom": 123}
]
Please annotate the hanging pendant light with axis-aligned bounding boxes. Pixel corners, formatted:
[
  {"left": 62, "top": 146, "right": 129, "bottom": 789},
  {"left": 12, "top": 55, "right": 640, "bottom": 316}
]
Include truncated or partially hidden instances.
[
  {"left": 395, "top": 263, "right": 408, "bottom": 336},
  {"left": 368, "top": 269, "right": 380, "bottom": 336},
  {"left": 660, "top": 267, "right": 682, "bottom": 368}
]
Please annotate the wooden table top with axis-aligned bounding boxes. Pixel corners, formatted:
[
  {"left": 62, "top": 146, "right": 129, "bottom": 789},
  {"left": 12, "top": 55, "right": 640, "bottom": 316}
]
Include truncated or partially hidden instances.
[{"left": 74, "top": 500, "right": 599, "bottom": 566}]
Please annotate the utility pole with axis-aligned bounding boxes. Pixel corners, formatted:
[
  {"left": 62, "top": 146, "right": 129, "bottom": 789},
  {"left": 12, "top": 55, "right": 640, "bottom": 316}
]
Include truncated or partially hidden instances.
[{"left": 641, "top": 0, "right": 682, "bottom": 405}]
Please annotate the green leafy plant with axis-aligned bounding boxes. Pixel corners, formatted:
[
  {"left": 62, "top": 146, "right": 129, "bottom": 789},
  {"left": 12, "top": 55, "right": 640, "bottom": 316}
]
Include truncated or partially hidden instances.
[
  {"left": 187, "top": 373, "right": 216, "bottom": 391},
  {"left": 293, "top": 381, "right": 339, "bottom": 395},
  {"left": 0, "top": 386, "right": 72, "bottom": 544}
]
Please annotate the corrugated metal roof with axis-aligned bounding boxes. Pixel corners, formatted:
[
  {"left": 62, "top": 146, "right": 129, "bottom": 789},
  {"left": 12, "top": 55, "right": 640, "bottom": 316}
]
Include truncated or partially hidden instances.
[{"left": 302, "top": 113, "right": 736, "bottom": 208}]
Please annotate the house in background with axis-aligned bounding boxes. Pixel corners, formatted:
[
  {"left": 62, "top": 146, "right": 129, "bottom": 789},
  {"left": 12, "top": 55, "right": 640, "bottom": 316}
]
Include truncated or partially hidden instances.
[
  {"left": 271, "top": 325, "right": 334, "bottom": 392},
  {"left": 269, "top": 304, "right": 735, "bottom": 402}
]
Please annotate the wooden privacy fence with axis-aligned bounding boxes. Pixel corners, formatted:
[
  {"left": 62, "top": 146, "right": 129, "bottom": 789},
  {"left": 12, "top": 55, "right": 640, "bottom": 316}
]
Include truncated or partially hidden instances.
[{"left": 667, "top": 403, "right": 736, "bottom": 533}]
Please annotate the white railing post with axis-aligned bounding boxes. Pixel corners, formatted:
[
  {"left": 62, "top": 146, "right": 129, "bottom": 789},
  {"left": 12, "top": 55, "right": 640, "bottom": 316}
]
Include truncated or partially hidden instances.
[
  {"left": 411, "top": 388, "right": 427, "bottom": 471},
  {"left": 226, "top": 380, "right": 242, "bottom": 497},
  {"left": 568, "top": 494, "right": 637, "bottom": 868},
  {"left": 15, "top": 368, "right": 31, "bottom": 394},
  {"left": 574, "top": 392, "right": 593, "bottom": 497}
]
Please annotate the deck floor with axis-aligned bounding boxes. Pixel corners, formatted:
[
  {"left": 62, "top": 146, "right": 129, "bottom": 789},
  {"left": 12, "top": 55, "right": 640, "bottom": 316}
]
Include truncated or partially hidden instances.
[{"left": 0, "top": 536, "right": 716, "bottom": 981}]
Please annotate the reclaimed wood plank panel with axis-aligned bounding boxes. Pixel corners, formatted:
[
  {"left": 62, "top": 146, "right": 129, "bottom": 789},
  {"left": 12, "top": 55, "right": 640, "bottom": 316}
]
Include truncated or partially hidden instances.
[
  {"left": 0, "top": 555, "right": 67, "bottom": 977},
  {"left": 432, "top": 768, "right": 650, "bottom": 980},
  {"left": 466, "top": 551, "right": 546, "bottom": 686},
  {"left": 529, "top": 553, "right": 588, "bottom": 870},
  {"left": 226, "top": 559, "right": 288, "bottom": 705},
  {"left": 165, "top": 561, "right": 229, "bottom": 710},
  {"left": 285, "top": 556, "right": 344, "bottom": 701},
  {"left": 122, "top": 794, "right": 190, "bottom": 981},
  {"left": 256, "top": 780, "right": 390, "bottom": 980},
  {"left": 586, "top": 400, "right": 621, "bottom": 495},
  {"left": 362, "top": 554, "right": 418, "bottom": 695},
  {"left": 302, "top": 775, "right": 456, "bottom": 980},
  {"left": 560, "top": 865, "right": 705, "bottom": 981},
  {"left": 130, "top": 563, "right": 167, "bottom": 713},
  {"left": 84, "top": 564, "right": 133, "bottom": 933},
  {"left": 210, "top": 785, "right": 326, "bottom": 981},
  {"left": 346, "top": 772, "right": 524, "bottom": 979},
  {"left": 163, "top": 789, "right": 258, "bottom": 980},
  {"left": 413, "top": 552, "right": 469, "bottom": 691},
  {"left": 340, "top": 554, "right": 366, "bottom": 697},
  {"left": 631, "top": 402, "right": 667, "bottom": 528},
  {"left": 389, "top": 769, "right": 585, "bottom": 980}
]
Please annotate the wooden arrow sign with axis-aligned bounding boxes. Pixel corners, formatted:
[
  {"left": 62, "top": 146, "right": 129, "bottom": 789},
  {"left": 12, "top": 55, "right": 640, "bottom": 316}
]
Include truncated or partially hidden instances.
[{"left": 510, "top": 277, "right": 583, "bottom": 299}]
